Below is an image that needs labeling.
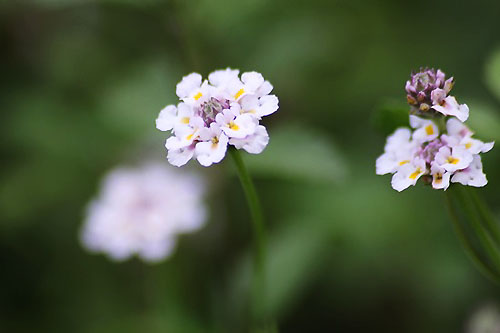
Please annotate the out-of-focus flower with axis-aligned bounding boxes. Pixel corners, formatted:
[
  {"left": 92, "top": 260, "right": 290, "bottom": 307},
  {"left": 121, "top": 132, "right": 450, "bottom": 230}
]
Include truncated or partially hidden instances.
[
  {"left": 466, "top": 303, "right": 500, "bottom": 333},
  {"left": 156, "top": 68, "right": 279, "bottom": 167},
  {"left": 406, "top": 67, "right": 469, "bottom": 121},
  {"left": 80, "top": 163, "right": 206, "bottom": 263}
]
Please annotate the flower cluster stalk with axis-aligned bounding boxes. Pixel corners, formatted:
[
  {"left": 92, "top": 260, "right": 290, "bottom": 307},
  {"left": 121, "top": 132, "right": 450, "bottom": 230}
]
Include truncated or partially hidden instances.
[{"left": 229, "top": 148, "right": 268, "bottom": 324}]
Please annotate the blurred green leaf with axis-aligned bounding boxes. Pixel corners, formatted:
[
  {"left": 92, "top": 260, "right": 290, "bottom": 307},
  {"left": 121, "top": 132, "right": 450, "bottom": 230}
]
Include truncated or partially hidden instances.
[
  {"left": 467, "top": 101, "right": 500, "bottom": 141},
  {"left": 98, "top": 57, "right": 179, "bottom": 137},
  {"left": 485, "top": 48, "right": 500, "bottom": 102},
  {"left": 243, "top": 125, "right": 348, "bottom": 183},
  {"left": 227, "top": 219, "right": 333, "bottom": 322},
  {"left": 372, "top": 101, "right": 410, "bottom": 136}
]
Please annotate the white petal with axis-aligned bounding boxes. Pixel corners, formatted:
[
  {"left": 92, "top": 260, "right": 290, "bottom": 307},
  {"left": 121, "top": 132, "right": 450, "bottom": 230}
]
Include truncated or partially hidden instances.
[
  {"left": 241, "top": 71, "right": 264, "bottom": 92},
  {"left": 258, "top": 95, "right": 279, "bottom": 117},
  {"left": 208, "top": 68, "right": 240, "bottom": 87},
  {"left": 432, "top": 96, "right": 469, "bottom": 122},
  {"left": 230, "top": 125, "right": 269, "bottom": 154},
  {"left": 256, "top": 81, "right": 273, "bottom": 96},
  {"left": 167, "top": 146, "right": 195, "bottom": 167},
  {"left": 451, "top": 155, "right": 488, "bottom": 187},
  {"left": 156, "top": 105, "right": 177, "bottom": 131},
  {"left": 176, "top": 73, "right": 202, "bottom": 98}
]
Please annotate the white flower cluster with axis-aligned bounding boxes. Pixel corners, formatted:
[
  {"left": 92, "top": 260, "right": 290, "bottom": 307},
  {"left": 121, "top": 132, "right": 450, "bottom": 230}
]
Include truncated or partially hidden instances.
[
  {"left": 156, "top": 69, "right": 279, "bottom": 167},
  {"left": 80, "top": 163, "right": 206, "bottom": 262},
  {"left": 377, "top": 116, "right": 494, "bottom": 192}
]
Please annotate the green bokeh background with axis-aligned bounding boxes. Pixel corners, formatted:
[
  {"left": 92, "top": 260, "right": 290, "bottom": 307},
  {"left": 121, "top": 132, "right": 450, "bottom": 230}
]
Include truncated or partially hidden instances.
[{"left": 2, "top": 0, "right": 500, "bottom": 331}]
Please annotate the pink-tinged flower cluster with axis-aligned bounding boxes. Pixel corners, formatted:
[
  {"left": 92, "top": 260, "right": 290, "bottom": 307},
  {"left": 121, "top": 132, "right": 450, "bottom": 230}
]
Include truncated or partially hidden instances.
[
  {"left": 156, "top": 69, "right": 279, "bottom": 167},
  {"left": 80, "top": 163, "right": 206, "bottom": 262},
  {"left": 377, "top": 69, "right": 494, "bottom": 192},
  {"left": 406, "top": 68, "right": 469, "bottom": 122}
]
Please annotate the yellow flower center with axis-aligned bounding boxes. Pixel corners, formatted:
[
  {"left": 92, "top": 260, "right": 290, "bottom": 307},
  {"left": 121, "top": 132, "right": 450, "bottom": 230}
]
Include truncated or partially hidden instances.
[
  {"left": 425, "top": 125, "right": 434, "bottom": 135},
  {"left": 409, "top": 168, "right": 422, "bottom": 180},
  {"left": 399, "top": 160, "right": 410, "bottom": 166},
  {"left": 193, "top": 92, "right": 203, "bottom": 100},
  {"left": 447, "top": 156, "right": 459, "bottom": 164},
  {"left": 181, "top": 117, "right": 190, "bottom": 124},
  {"left": 434, "top": 173, "right": 443, "bottom": 184},
  {"left": 234, "top": 88, "right": 245, "bottom": 99},
  {"left": 211, "top": 136, "right": 219, "bottom": 148},
  {"left": 229, "top": 121, "right": 239, "bottom": 131}
]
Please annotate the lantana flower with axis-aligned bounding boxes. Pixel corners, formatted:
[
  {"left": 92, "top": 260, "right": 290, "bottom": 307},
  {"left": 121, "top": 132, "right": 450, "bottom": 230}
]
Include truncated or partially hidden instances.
[
  {"left": 377, "top": 69, "right": 494, "bottom": 192},
  {"left": 80, "top": 163, "right": 206, "bottom": 262},
  {"left": 156, "top": 69, "right": 279, "bottom": 167}
]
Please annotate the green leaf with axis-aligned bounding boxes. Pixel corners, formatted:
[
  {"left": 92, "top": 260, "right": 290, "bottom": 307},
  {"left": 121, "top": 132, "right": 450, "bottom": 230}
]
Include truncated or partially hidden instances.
[
  {"left": 485, "top": 48, "right": 500, "bottom": 102},
  {"left": 466, "top": 101, "right": 500, "bottom": 142},
  {"left": 372, "top": 101, "right": 410, "bottom": 136}
]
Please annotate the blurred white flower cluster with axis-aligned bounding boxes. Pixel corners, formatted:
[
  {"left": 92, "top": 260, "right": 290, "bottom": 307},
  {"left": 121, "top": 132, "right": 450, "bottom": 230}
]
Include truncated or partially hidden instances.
[
  {"left": 81, "top": 163, "right": 206, "bottom": 262},
  {"left": 156, "top": 69, "right": 279, "bottom": 167},
  {"left": 376, "top": 68, "right": 494, "bottom": 192}
]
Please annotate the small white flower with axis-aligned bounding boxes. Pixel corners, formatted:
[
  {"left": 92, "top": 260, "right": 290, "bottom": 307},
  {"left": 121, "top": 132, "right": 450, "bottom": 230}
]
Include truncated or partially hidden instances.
[
  {"left": 156, "top": 103, "right": 196, "bottom": 133},
  {"left": 195, "top": 123, "right": 229, "bottom": 167},
  {"left": 80, "top": 163, "right": 206, "bottom": 262},
  {"left": 391, "top": 157, "right": 426, "bottom": 192},
  {"left": 446, "top": 117, "right": 473, "bottom": 138},
  {"left": 167, "top": 144, "right": 196, "bottom": 167},
  {"left": 434, "top": 146, "right": 473, "bottom": 172},
  {"left": 176, "top": 73, "right": 213, "bottom": 106},
  {"left": 156, "top": 105, "right": 177, "bottom": 131},
  {"left": 451, "top": 155, "right": 488, "bottom": 187},
  {"left": 240, "top": 94, "right": 279, "bottom": 119},
  {"left": 430, "top": 163, "right": 451, "bottom": 190},
  {"left": 216, "top": 108, "right": 258, "bottom": 139},
  {"left": 229, "top": 125, "right": 269, "bottom": 154},
  {"left": 156, "top": 69, "right": 278, "bottom": 167},
  {"left": 460, "top": 136, "right": 495, "bottom": 155},
  {"left": 431, "top": 89, "right": 469, "bottom": 122},
  {"left": 409, "top": 115, "right": 439, "bottom": 143},
  {"left": 376, "top": 128, "right": 417, "bottom": 175},
  {"left": 208, "top": 68, "right": 240, "bottom": 90}
]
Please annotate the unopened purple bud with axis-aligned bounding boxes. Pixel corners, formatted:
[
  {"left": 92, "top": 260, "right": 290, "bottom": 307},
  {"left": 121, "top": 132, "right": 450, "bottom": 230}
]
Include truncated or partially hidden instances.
[
  {"left": 431, "top": 88, "right": 446, "bottom": 105},
  {"left": 405, "top": 67, "right": 454, "bottom": 117},
  {"left": 443, "top": 77, "right": 454, "bottom": 94}
]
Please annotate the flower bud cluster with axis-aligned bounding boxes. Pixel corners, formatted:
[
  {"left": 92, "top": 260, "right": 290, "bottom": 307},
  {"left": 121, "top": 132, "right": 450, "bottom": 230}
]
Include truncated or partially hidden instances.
[{"left": 406, "top": 68, "right": 468, "bottom": 121}]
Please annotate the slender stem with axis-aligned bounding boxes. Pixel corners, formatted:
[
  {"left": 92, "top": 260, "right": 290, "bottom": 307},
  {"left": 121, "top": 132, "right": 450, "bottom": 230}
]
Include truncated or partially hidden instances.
[
  {"left": 229, "top": 148, "right": 267, "bottom": 321},
  {"left": 444, "top": 191, "right": 500, "bottom": 283}
]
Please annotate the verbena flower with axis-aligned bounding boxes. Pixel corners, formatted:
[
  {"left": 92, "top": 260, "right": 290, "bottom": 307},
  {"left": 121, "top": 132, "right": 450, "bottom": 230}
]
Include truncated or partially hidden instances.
[
  {"left": 377, "top": 116, "right": 494, "bottom": 192},
  {"left": 377, "top": 69, "right": 494, "bottom": 192},
  {"left": 156, "top": 69, "right": 279, "bottom": 167},
  {"left": 80, "top": 163, "right": 206, "bottom": 262},
  {"left": 406, "top": 67, "right": 469, "bottom": 121}
]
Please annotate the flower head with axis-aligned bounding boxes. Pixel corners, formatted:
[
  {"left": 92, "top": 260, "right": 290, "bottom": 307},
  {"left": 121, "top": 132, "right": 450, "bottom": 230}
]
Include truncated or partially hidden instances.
[
  {"left": 377, "top": 116, "right": 493, "bottom": 192},
  {"left": 406, "top": 67, "right": 468, "bottom": 121},
  {"left": 80, "top": 163, "right": 206, "bottom": 262},
  {"left": 378, "top": 68, "right": 493, "bottom": 191},
  {"left": 156, "top": 69, "right": 279, "bottom": 167}
]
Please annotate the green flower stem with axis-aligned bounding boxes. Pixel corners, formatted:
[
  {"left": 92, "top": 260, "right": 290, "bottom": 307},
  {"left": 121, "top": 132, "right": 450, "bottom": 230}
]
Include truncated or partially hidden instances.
[
  {"left": 229, "top": 148, "right": 267, "bottom": 322},
  {"left": 445, "top": 191, "right": 500, "bottom": 283}
]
